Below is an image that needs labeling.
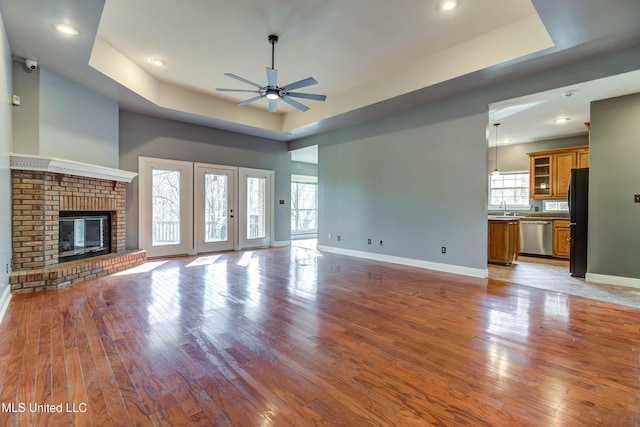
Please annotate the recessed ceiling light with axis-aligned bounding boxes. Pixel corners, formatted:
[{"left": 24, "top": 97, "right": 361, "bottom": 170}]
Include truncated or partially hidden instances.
[
  {"left": 54, "top": 23, "right": 79, "bottom": 36},
  {"left": 149, "top": 58, "right": 166, "bottom": 67},
  {"left": 440, "top": 0, "right": 458, "bottom": 11},
  {"left": 553, "top": 117, "right": 571, "bottom": 124}
]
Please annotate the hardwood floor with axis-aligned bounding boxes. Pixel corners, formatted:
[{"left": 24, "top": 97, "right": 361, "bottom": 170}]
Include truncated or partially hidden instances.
[{"left": 1, "top": 244, "right": 640, "bottom": 426}]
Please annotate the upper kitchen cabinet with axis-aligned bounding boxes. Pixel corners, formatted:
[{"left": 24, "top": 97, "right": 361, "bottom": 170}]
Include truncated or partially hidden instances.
[{"left": 528, "top": 145, "right": 589, "bottom": 199}]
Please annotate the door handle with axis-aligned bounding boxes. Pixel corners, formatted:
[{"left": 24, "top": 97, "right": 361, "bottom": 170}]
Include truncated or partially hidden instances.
[{"left": 566, "top": 237, "right": 571, "bottom": 242}]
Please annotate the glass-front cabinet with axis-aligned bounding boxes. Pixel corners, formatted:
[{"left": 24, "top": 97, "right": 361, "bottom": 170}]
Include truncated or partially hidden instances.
[
  {"left": 531, "top": 155, "right": 552, "bottom": 198},
  {"left": 528, "top": 145, "right": 589, "bottom": 199}
]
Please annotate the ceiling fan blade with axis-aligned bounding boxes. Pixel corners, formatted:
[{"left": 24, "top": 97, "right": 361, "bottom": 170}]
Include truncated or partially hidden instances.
[
  {"left": 217, "top": 88, "right": 260, "bottom": 93},
  {"left": 266, "top": 67, "right": 278, "bottom": 87},
  {"left": 280, "top": 95, "right": 309, "bottom": 112},
  {"left": 285, "top": 92, "right": 326, "bottom": 101},
  {"left": 224, "top": 73, "right": 263, "bottom": 89},
  {"left": 268, "top": 99, "right": 277, "bottom": 113},
  {"left": 282, "top": 77, "right": 318, "bottom": 91},
  {"left": 237, "top": 95, "right": 264, "bottom": 107}
]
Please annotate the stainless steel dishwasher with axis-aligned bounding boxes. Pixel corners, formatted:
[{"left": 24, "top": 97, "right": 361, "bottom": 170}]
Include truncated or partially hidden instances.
[{"left": 519, "top": 220, "right": 553, "bottom": 256}]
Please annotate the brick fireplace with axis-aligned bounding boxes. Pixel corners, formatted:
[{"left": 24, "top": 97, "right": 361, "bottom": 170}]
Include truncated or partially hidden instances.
[{"left": 9, "top": 154, "right": 146, "bottom": 293}]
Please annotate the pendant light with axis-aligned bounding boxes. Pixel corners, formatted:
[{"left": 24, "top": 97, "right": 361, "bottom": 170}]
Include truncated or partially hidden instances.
[{"left": 492, "top": 123, "right": 501, "bottom": 176}]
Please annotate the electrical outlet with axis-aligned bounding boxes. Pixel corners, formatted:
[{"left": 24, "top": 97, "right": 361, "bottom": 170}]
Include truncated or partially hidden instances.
[
  {"left": 328, "top": 233, "right": 332, "bottom": 240},
  {"left": 635, "top": 194, "right": 640, "bottom": 203},
  {"left": 367, "top": 239, "right": 371, "bottom": 245},
  {"left": 337, "top": 235, "right": 341, "bottom": 241},
  {"left": 441, "top": 246, "right": 447, "bottom": 254}
]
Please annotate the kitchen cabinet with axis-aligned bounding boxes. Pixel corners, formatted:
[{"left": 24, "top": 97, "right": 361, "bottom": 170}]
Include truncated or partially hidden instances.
[
  {"left": 528, "top": 145, "right": 589, "bottom": 199},
  {"left": 488, "top": 218, "right": 520, "bottom": 265},
  {"left": 578, "top": 151, "right": 590, "bottom": 168},
  {"left": 553, "top": 219, "right": 571, "bottom": 259},
  {"left": 553, "top": 152, "right": 576, "bottom": 199}
]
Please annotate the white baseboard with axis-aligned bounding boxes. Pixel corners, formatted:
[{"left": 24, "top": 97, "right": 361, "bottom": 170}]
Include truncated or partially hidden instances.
[
  {"left": 585, "top": 273, "right": 640, "bottom": 289},
  {"left": 0, "top": 285, "right": 12, "bottom": 324},
  {"left": 317, "top": 245, "right": 488, "bottom": 279},
  {"left": 273, "top": 240, "right": 291, "bottom": 247}
]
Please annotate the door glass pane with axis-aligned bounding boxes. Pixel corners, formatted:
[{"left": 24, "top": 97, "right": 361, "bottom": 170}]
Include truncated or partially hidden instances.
[
  {"left": 152, "top": 169, "right": 180, "bottom": 245},
  {"left": 247, "top": 177, "right": 266, "bottom": 239},
  {"left": 205, "top": 173, "right": 228, "bottom": 242}
]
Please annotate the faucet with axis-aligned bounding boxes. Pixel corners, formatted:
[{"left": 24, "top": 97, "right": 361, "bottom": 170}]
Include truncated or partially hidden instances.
[{"left": 499, "top": 201, "right": 509, "bottom": 216}]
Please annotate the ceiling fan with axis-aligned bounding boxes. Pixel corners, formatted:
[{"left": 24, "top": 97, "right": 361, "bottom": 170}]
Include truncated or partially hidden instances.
[{"left": 216, "top": 34, "right": 326, "bottom": 113}]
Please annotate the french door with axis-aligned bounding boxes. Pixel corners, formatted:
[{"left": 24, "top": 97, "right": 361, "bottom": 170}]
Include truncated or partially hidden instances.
[
  {"left": 238, "top": 168, "right": 274, "bottom": 249},
  {"left": 139, "top": 157, "right": 193, "bottom": 257},
  {"left": 140, "top": 159, "right": 274, "bottom": 256},
  {"left": 194, "top": 163, "right": 236, "bottom": 253}
]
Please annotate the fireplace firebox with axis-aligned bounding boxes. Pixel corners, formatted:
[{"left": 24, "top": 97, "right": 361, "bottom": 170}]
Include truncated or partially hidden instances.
[{"left": 59, "top": 211, "right": 111, "bottom": 262}]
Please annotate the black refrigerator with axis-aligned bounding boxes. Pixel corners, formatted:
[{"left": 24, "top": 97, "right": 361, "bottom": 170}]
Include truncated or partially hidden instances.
[{"left": 568, "top": 168, "right": 589, "bottom": 277}]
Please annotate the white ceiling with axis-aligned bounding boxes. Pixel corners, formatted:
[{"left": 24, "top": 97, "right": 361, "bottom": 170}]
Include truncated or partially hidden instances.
[
  {"left": 1, "top": 0, "right": 640, "bottom": 148},
  {"left": 489, "top": 69, "right": 640, "bottom": 147},
  {"left": 96, "top": 0, "right": 538, "bottom": 109}
]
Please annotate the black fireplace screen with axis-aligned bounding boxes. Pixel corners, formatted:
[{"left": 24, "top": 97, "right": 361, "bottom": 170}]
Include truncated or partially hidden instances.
[{"left": 59, "top": 212, "right": 111, "bottom": 262}]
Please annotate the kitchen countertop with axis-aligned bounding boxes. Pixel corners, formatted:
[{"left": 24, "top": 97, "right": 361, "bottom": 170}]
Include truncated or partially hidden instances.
[
  {"left": 488, "top": 215, "right": 569, "bottom": 221},
  {"left": 488, "top": 216, "right": 523, "bottom": 221},
  {"left": 519, "top": 216, "right": 569, "bottom": 221},
  {"left": 488, "top": 213, "right": 569, "bottom": 220}
]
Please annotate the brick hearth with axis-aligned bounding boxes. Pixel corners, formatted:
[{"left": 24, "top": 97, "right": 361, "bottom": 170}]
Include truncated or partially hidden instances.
[{"left": 9, "top": 159, "right": 145, "bottom": 293}]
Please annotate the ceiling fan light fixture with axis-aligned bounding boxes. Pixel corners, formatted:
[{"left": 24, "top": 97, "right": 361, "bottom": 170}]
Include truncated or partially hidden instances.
[{"left": 216, "top": 34, "right": 326, "bottom": 112}]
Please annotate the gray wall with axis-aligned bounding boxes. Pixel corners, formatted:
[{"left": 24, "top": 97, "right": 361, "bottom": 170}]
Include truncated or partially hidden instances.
[
  {"left": 0, "top": 10, "right": 11, "bottom": 297},
  {"left": 589, "top": 93, "right": 640, "bottom": 279},
  {"left": 119, "top": 111, "right": 291, "bottom": 249},
  {"left": 39, "top": 69, "right": 119, "bottom": 167},
  {"left": 11, "top": 65, "right": 119, "bottom": 168},
  {"left": 291, "top": 161, "right": 317, "bottom": 177},
  {"left": 11, "top": 61, "right": 39, "bottom": 155},
  {"left": 291, "top": 45, "right": 640, "bottom": 275},
  {"left": 297, "top": 95, "right": 489, "bottom": 271}
]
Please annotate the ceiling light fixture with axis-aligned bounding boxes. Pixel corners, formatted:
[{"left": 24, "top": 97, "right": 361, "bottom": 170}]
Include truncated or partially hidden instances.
[
  {"left": 441, "top": 0, "right": 458, "bottom": 11},
  {"left": 492, "top": 123, "right": 500, "bottom": 176},
  {"left": 553, "top": 117, "right": 570, "bottom": 124},
  {"left": 54, "top": 23, "right": 79, "bottom": 36},
  {"left": 265, "top": 88, "right": 279, "bottom": 100},
  {"left": 149, "top": 58, "right": 166, "bottom": 67}
]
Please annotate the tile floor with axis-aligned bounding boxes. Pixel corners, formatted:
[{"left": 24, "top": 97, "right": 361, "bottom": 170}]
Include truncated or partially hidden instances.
[
  {"left": 488, "top": 256, "right": 640, "bottom": 310},
  {"left": 295, "top": 240, "right": 640, "bottom": 310}
]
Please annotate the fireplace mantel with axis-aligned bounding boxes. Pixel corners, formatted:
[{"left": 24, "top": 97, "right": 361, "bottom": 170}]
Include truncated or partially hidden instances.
[{"left": 10, "top": 153, "right": 137, "bottom": 182}]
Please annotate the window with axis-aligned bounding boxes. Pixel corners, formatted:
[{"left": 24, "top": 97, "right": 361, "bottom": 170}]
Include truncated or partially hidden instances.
[
  {"left": 543, "top": 200, "right": 569, "bottom": 212},
  {"left": 291, "top": 175, "right": 317, "bottom": 234},
  {"left": 489, "top": 171, "right": 530, "bottom": 209}
]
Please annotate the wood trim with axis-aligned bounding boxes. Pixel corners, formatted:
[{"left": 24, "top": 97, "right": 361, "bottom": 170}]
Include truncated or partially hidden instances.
[{"left": 526, "top": 145, "right": 589, "bottom": 157}]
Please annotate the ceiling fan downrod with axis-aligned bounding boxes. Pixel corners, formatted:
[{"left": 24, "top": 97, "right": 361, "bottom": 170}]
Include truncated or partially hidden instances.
[{"left": 268, "top": 34, "right": 279, "bottom": 71}]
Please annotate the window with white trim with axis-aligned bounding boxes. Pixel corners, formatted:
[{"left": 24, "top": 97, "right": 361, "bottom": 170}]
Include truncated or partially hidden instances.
[
  {"left": 543, "top": 200, "right": 569, "bottom": 212},
  {"left": 489, "top": 171, "right": 530, "bottom": 209},
  {"left": 291, "top": 175, "right": 317, "bottom": 234}
]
